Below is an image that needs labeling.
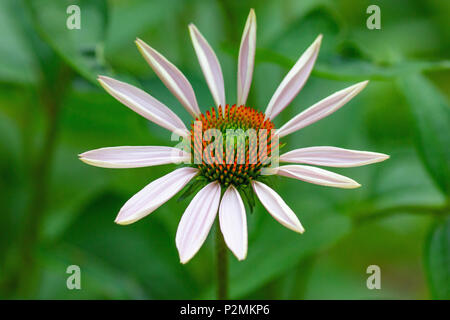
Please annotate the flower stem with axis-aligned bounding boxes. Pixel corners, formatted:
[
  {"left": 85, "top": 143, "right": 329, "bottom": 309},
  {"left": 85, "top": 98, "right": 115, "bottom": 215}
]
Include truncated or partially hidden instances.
[{"left": 215, "top": 221, "right": 228, "bottom": 300}]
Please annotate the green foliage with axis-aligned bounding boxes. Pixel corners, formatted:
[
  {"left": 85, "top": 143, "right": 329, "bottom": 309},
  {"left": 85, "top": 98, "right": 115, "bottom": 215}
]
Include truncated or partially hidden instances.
[
  {"left": 398, "top": 74, "right": 450, "bottom": 196},
  {"left": 27, "top": 0, "right": 111, "bottom": 84},
  {"left": 424, "top": 217, "right": 450, "bottom": 299},
  {"left": 0, "top": 0, "right": 448, "bottom": 300}
]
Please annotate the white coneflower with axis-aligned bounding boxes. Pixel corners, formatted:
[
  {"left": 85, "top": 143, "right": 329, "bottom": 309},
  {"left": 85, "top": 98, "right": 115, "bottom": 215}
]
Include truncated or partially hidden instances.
[{"left": 80, "top": 9, "right": 388, "bottom": 264}]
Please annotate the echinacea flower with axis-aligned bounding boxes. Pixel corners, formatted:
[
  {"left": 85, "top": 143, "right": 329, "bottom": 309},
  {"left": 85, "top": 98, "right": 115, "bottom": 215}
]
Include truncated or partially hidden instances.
[{"left": 80, "top": 9, "right": 389, "bottom": 264}]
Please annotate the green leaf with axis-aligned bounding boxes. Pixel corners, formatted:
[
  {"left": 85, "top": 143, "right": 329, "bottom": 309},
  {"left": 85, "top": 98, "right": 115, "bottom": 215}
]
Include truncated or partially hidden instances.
[
  {"left": 256, "top": 46, "right": 450, "bottom": 81},
  {"left": 424, "top": 216, "right": 450, "bottom": 299},
  {"left": 397, "top": 74, "right": 450, "bottom": 196},
  {"left": 26, "top": 0, "right": 110, "bottom": 84},
  {"left": 0, "top": 0, "right": 38, "bottom": 84},
  {"left": 362, "top": 148, "right": 446, "bottom": 212}
]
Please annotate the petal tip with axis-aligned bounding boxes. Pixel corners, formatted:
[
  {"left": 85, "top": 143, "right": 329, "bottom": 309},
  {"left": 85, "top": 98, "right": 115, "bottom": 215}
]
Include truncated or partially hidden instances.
[
  {"left": 114, "top": 217, "right": 127, "bottom": 225},
  {"left": 114, "top": 211, "right": 135, "bottom": 225},
  {"left": 114, "top": 216, "right": 135, "bottom": 225},
  {"left": 315, "top": 34, "right": 323, "bottom": 45},
  {"left": 234, "top": 247, "right": 248, "bottom": 261},
  {"left": 78, "top": 156, "right": 98, "bottom": 167},
  {"left": 135, "top": 39, "right": 142, "bottom": 49},
  {"left": 358, "top": 80, "right": 370, "bottom": 89},
  {"left": 346, "top": 80, "right": 369, "bottom": 97},
  {"left": 97, "top": 75, "right": 112, "bottom": 87},
  {"left": 292, "top": 220, "right": 305, "bottom": 234},
  {"left": 135, "top": 38, "right": 150, "bottom": 51},
  {"left": 179, "top": 254, "right": 192, "bottom": 264},
  {"left": 236, "top": 254, "right": 247, "bottom": 261},
  {"left": 135, "top": 40, "right": 147, "bottom": 56},
  {"left": 344, "top": 179, "right": 362, "bottom": 189}
]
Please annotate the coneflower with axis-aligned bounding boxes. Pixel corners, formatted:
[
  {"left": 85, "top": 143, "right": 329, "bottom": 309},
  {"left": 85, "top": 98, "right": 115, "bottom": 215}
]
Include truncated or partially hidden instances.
[{"left": 80, "top": 9, "right": 389, "bottom": 267}]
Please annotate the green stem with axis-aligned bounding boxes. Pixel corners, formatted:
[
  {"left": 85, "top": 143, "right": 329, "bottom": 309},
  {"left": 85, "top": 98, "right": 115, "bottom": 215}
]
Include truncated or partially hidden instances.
[
  {"left": 11, "top": 65, "right": 72, "bottom": 297},
  {"left": 354, "top": 203, "right": 449, "bottom": 226},
  {"left": 216, "top": 221, "right": 228, "bottom": 300}
]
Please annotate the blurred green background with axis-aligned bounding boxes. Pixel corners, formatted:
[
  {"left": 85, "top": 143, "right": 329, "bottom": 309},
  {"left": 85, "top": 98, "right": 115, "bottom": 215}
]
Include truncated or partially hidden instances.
[{"left": 0, "top": 0, "right": 449, "bottom": 299}]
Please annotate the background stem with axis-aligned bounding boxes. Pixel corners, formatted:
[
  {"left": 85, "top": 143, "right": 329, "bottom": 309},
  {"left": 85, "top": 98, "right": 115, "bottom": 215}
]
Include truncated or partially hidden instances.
[
  {"left": 11, "top": 65, "right": 72, "bottom": 297},
  {"left": 216, "top": 221, "right": 228, "bottom": 300}
]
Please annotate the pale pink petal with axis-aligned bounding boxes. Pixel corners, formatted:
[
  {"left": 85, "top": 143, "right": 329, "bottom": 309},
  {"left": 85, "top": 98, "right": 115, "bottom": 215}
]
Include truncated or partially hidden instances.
[
  {"left": 115, "top": 167, "right": 198, "bottom": 225},
  {"left": 176, "top": 181, "right": 221, "bottom": 264},
  {"left": 219, "top": 185, "right": 247, "bottom": 261},
  {"left": 79, "top": 146, "right": 191, "bottom": 168},
  {"left": 267, "top": 165, "right": 360, "bottom": 189},
  {"left": 135, "top": 39, "right": 201, "bottom": 117},
  {"left": 251, "top": 180, "right": 304, "bottom": 233},
  {"left": 237, "top": 9, "right": 256, "bottom": 107},
  {"left": 280, "top": 146, "right": 389, "bottom": 167},
  {"left": 98, "top": 76, "right": 189, "bottom": 137},
  {"left": 264, "top": 35, "right": 322, "bottom": 120},
  {"left": 276, "top": 81, "right": 368, "bottom": 138},
  {"left": 189, "top": 24, "right": 226, "bottom": 112}
]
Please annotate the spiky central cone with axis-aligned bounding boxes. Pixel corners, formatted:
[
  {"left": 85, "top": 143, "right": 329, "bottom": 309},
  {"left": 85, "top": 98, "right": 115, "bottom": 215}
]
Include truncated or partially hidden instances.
[{"left": 190, "top": 104, "right": 277, "bottom": 188}]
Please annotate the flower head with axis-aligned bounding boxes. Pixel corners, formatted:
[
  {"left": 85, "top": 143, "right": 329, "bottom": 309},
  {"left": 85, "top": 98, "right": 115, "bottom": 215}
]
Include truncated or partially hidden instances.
[{"left": 80, "top": 9, "right": 389, "bottom": 263}]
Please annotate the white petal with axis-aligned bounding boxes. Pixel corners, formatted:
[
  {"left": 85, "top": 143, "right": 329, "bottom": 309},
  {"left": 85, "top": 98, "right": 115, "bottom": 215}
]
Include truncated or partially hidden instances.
[
  {"left": 176, "top": 181, "right": 221, "bottom": 264},
  {"left": 276, "top": 81, "right": 368, "bottom": 138},
  {"left": 115, "top": 167, "right": 198, "bottom": 225},
  {"left": 136, "top": 39, "right": 201, "bottom": 118},
  {"left": 268, "top": 165, "right": 361, "bottom": 189},
  {"left": 264, "top": 35, "right": 322, "bottom": 120},
  {"left": 280, "top": 146, "right": 389, "bottom": 167},
  {"left": 251, "top": 180, "right": 304, "bottom": 233},
  {"left": 237, "top": 9, "right": 256, "bottom": 107},
  {"left": 219, "top": 185, "right": 247, "bottom": 261},
  {"left": 98, "top": 76, "right": 189, "bottom": 137},
  {"left": 79, "top": 146, "right": 191, "bottom": 168},
  {"left": 189, "top": 24, "right": 226, "bottom": 112}
]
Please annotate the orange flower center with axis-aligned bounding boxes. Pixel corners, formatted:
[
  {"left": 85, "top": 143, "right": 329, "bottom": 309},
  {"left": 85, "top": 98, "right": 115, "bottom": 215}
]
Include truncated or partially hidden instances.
[{"left": 189, "top": 104, "right": 278, "bottom": 187}]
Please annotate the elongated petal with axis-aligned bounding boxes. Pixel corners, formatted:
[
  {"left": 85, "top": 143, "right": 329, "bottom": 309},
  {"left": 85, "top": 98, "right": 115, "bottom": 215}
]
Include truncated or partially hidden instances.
[
  {"left": 252, "top": 180, "right": 304, "bottom": 233},
  {"left": 176, "top": 181, "right": 221, "bottom": 264},
  {"left": 268, "top": 165, "right": 360, "bottom": 189},
  {"left": 79, "top": 146, "right": 191, "bottom": 168},
  {"left": 280, "top": 146, "right": 389, "bottom": 167},
  {"left": 98, "top": 76, "right": 189, "bottom": 137},
  {"left": 136, "top": 39, "right": 201, "bottom": 117},
  {"left": 237, "top": 9, "right": 256, "bottom": 107},
  {"left": 189, "top": 24, "right": 226, "bottom": 111},
  {"left": 265, "top": 35, "right": 322, "bottom": 120},
  {"left": 219, "top": 185, "right": 247, "bottom": 260},
  {"left": 277, "top": 81, "right": 368, "bottom": 138},
  {"left": 115, "top": 167, "right": 198, "bottom": 225}
]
